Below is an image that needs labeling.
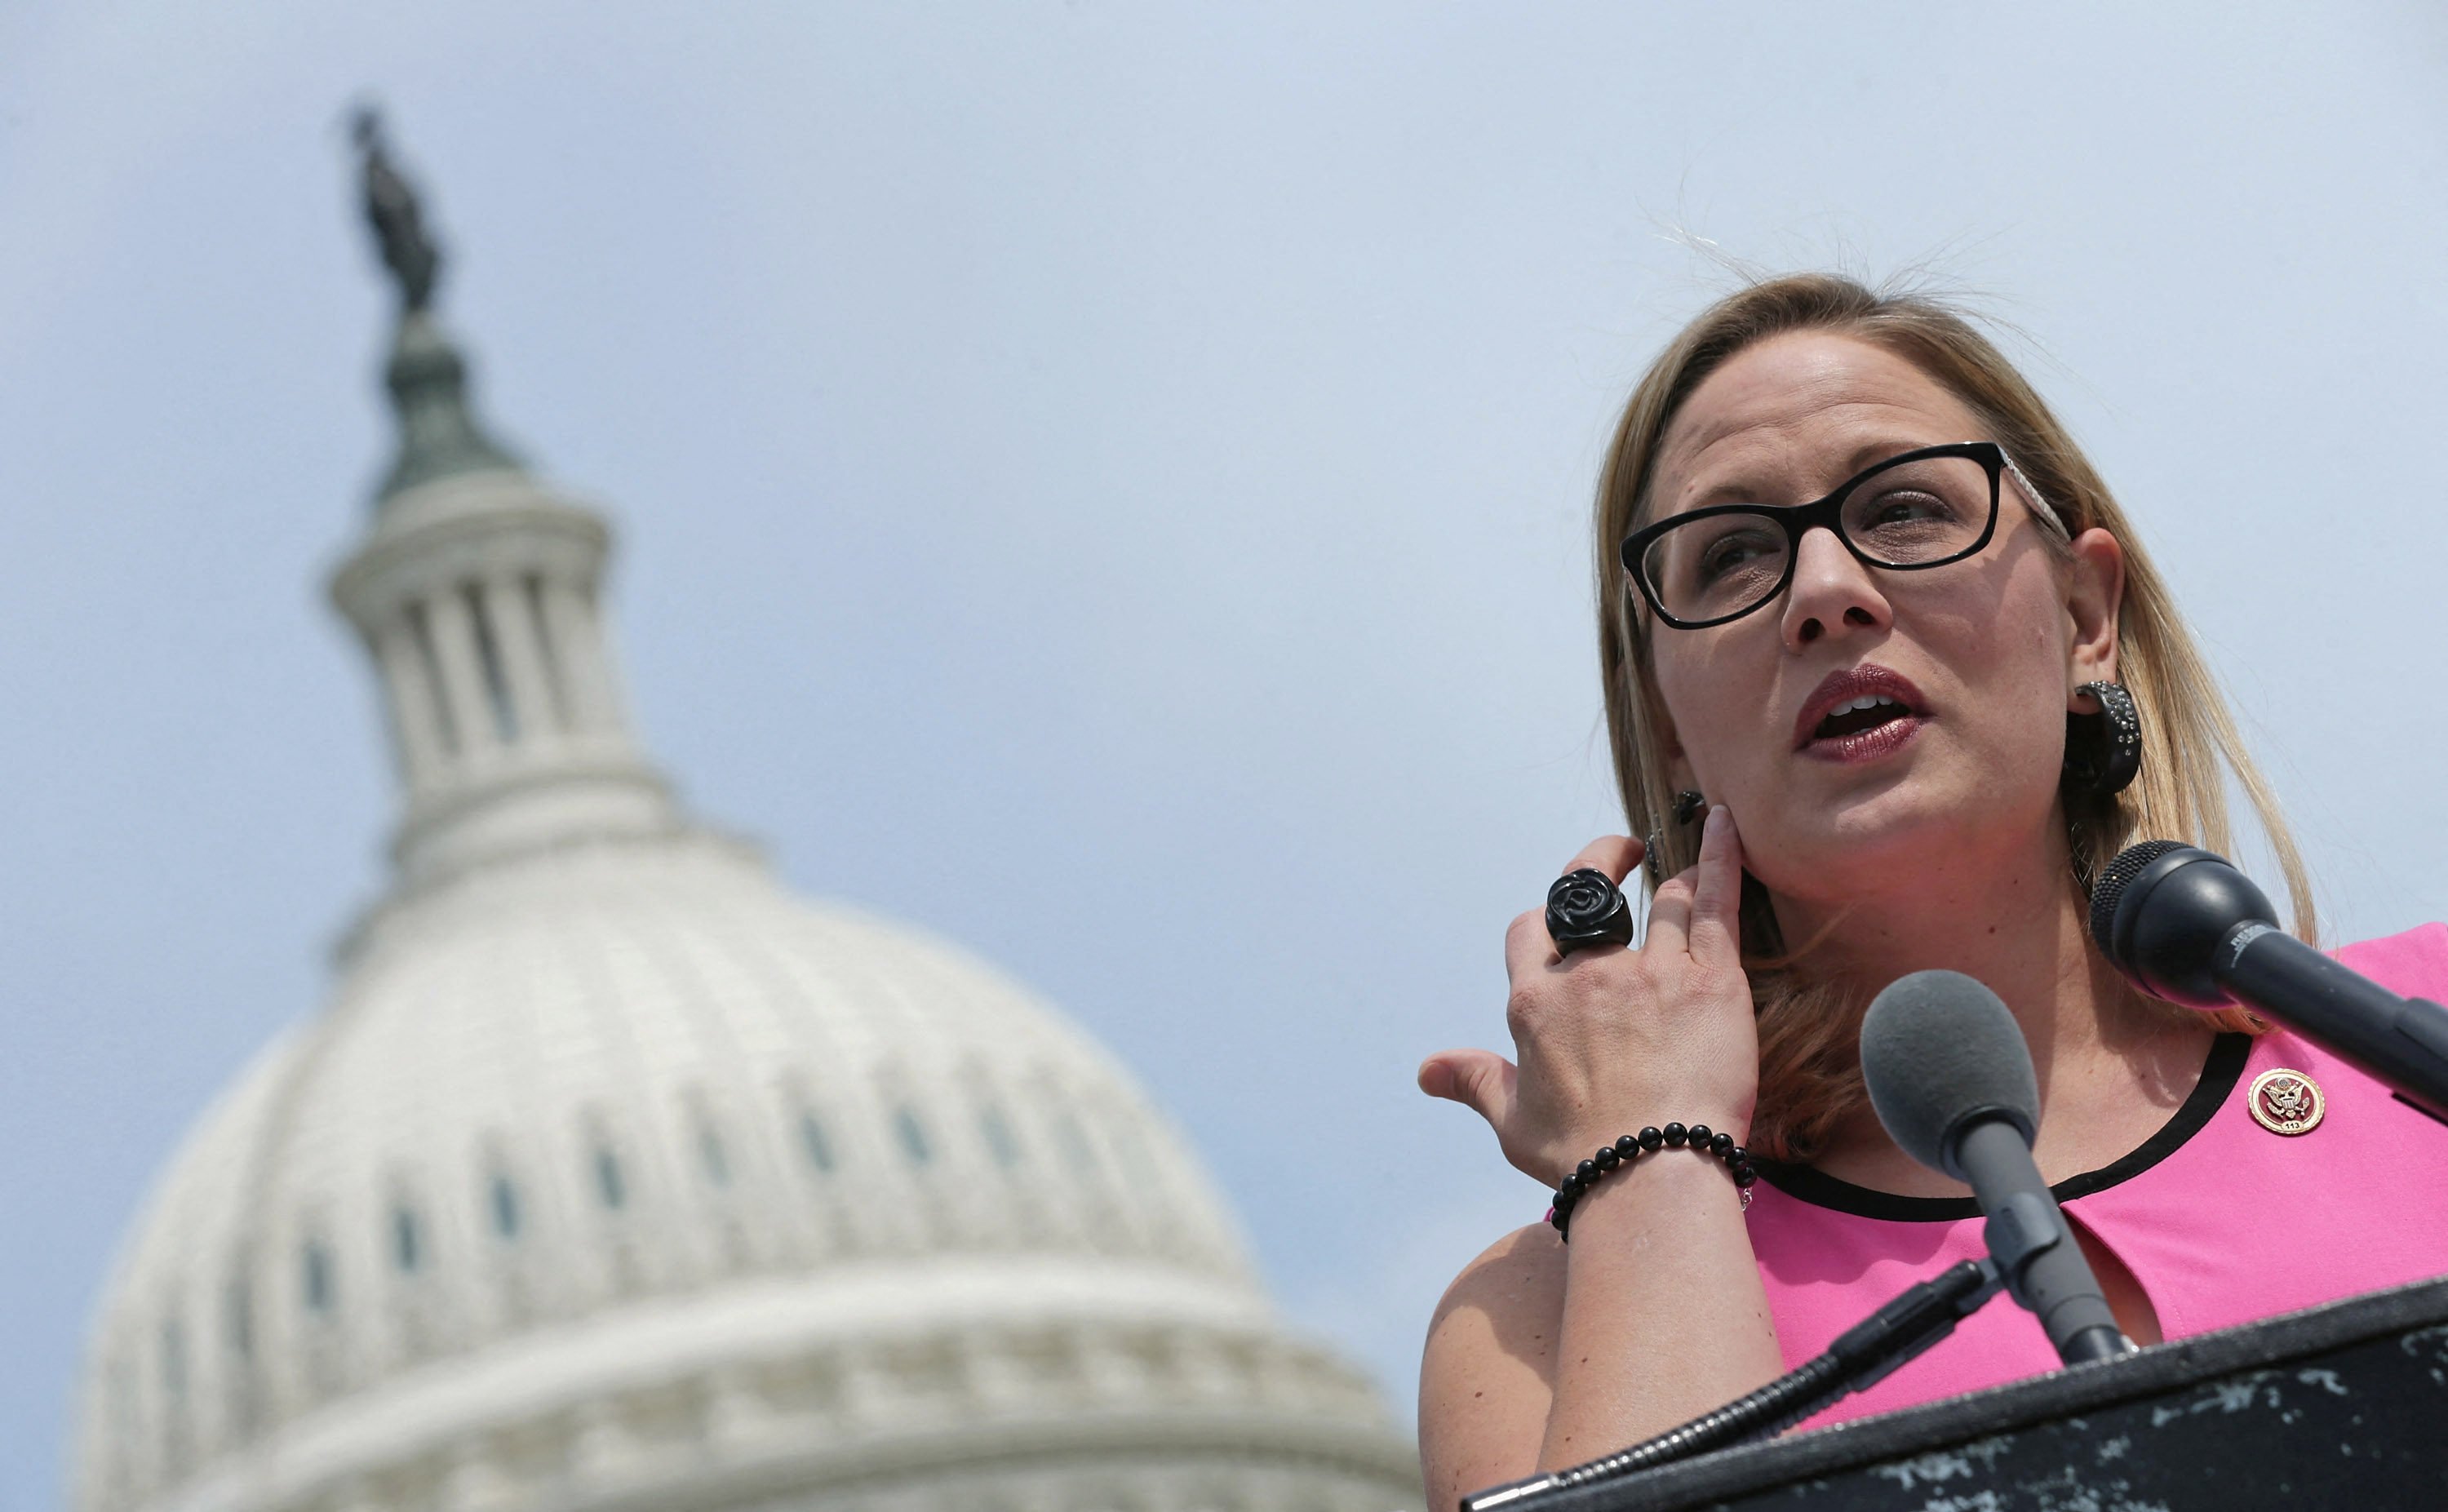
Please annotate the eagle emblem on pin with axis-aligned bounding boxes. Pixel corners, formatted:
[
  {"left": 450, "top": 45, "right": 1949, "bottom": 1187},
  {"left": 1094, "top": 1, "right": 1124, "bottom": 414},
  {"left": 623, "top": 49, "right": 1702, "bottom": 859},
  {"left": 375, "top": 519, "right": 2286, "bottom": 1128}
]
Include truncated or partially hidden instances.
[{"left": 2247, "top": 1068, "right": 2324, "bottom": 1136}]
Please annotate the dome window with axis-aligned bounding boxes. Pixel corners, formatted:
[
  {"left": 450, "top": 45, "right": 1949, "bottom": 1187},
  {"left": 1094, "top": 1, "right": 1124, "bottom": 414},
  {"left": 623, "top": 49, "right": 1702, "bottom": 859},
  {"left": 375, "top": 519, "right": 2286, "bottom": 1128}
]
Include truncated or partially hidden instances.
[
  {"left": 159, "top": 1316, "right": 187, "bottom": 1403},
  {"left": 300, "top": 1241, "right": 335, "bottom": 1315},
  {"left": 224, "top": 1278, "right": 253, "bottom": 1361},
  {"left": 796, "top": 1110, "right": 836, "bottom": 1173},
  {"left": 489, "top": 1173, "right": 521, "bottom": 1239},
  {"left": 979, "top": 1106, "right": 1022, "bottom": 1168},
  {"left": 392, "top": 1206, "right": 424, "bottom": 1273},
  {"left": 594, "top": 1146, "right": 628, "bottom": 1210},
  {"left": 893, "top": 1106, "right": 932, "bottom": 1166}
]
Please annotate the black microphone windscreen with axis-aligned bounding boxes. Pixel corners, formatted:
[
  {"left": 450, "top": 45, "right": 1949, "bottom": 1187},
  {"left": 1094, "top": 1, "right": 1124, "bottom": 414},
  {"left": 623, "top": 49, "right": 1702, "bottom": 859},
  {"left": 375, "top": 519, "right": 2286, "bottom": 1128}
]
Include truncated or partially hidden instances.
[
  {"left": 1859, "top": 970, "right": 2041, "bottom": 1178},
  {"left": 2087, "top": 838, "right": 2184, "bottom": 958}
]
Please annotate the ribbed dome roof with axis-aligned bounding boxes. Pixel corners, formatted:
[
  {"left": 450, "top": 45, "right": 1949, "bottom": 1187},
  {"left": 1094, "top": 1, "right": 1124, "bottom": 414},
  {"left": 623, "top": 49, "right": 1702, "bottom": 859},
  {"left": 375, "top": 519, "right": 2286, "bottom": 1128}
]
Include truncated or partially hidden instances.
[{"left": 78, "top": 836, "right": 1407, "bottom": 1512}]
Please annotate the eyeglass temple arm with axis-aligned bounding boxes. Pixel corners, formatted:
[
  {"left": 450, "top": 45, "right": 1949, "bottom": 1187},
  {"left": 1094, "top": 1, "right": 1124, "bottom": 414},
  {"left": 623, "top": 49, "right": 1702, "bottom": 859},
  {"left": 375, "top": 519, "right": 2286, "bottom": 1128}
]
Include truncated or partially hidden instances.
[{"left": 1999, "top": 452, "right": 2072, "bottom": 541}]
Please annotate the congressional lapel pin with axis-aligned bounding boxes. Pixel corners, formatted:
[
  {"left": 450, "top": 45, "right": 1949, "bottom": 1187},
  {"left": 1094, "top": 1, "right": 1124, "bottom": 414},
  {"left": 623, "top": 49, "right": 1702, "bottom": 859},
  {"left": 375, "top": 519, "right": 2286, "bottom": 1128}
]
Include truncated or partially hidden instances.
[{"left": 2247, "top": 1068, "right": 2325, "bottom": 1136}]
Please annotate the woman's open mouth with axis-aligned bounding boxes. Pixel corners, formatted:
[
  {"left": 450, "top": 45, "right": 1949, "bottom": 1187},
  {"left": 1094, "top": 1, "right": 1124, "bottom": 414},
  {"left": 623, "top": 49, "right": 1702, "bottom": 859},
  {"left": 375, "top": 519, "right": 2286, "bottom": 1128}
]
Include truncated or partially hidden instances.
[{"left": 1794, "top": 667, "right": 1929, "bottom": 763}]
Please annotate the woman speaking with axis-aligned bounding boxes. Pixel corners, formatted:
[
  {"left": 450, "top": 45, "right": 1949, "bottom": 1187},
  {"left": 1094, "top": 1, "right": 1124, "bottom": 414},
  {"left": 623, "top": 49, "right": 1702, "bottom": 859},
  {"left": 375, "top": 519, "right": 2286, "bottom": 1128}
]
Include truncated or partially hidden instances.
[{"left": 1414, "top": 274, "right": 2448, "bottom": 1509}]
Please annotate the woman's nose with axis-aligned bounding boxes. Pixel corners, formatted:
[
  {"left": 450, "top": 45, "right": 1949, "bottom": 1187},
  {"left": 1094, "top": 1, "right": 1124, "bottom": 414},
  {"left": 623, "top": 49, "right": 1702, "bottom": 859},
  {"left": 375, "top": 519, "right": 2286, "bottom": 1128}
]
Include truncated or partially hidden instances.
[{"left": 1778, "top": 526, "right": 1892, "bottom": 648}]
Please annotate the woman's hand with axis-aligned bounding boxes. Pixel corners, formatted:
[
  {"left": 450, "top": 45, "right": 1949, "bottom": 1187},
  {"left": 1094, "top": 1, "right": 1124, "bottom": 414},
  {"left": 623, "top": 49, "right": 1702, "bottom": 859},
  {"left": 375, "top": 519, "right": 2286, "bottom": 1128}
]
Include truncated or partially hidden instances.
[{"left": 1419, "top": 805, "right": 1758, "bottom": 1186}]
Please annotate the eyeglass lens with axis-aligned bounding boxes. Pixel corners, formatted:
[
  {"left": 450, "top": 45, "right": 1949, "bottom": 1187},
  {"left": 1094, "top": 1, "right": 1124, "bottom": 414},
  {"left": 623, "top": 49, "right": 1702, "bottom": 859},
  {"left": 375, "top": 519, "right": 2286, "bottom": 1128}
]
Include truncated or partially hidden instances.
[{"left": 1638, "top": 452, "right": 1998, "bottom": 625}]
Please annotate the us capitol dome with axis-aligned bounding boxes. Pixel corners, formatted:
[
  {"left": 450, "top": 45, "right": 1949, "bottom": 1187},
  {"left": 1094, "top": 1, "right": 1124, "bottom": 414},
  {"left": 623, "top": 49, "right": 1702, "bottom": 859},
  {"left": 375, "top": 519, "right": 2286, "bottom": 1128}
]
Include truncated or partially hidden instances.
[{"left": 70, "top": 120, "right": 1418, "bottom": 1512}]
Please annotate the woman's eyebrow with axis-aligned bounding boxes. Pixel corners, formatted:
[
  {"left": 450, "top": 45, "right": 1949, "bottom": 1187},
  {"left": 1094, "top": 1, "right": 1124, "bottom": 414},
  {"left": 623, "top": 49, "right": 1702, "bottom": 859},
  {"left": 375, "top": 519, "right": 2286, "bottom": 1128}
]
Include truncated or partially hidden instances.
[
  {"left": 1838, "top": 435, "right": 1945, "bottom": 476},
  {"left": 1683, "top": 437, "right": 1951, "bottom": 510}
]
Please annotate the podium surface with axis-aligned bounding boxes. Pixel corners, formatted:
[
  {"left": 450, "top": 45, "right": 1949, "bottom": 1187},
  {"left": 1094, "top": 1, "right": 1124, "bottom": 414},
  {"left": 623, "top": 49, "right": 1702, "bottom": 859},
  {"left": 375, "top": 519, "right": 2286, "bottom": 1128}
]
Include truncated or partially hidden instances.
[{"left": 1528, "top": 1275, "right": 2448, "bottom": 1510}]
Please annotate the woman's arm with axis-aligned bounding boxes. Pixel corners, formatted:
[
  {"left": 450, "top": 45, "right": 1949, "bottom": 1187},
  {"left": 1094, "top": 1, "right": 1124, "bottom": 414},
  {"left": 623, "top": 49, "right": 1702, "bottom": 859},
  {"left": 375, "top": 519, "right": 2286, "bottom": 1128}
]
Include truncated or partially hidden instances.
[
  {"left": 1417, "top": 1172, "right": 1781, "bottom": 1505},
  {"left": 1419, "top": 809, "right": 1785, "bottom": 1503},
  {"left": 1533, "top": 1155, "right": 1782, "bottom": 1464},
  {"left": 1419, "top": 1226, "right": 1563, "bottom": 1510}
]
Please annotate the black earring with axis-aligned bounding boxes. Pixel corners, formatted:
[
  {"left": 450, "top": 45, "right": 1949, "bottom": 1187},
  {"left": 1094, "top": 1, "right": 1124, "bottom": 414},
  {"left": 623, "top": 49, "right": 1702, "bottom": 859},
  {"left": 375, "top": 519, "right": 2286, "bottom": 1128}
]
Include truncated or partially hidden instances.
[
  {"left": 1644, "top": 791, "right": 1708, "bottom": 885},
  {"left": 2062, "top": 681, "right": 2141, "bottom": 801}
]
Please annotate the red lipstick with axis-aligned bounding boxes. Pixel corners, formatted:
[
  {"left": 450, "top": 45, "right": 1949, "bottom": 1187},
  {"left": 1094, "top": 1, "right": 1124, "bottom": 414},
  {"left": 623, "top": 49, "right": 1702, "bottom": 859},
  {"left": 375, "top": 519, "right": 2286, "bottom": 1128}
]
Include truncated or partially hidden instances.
[{"left": 1794, "top": 665, "right": 1931, "bottom": 764}]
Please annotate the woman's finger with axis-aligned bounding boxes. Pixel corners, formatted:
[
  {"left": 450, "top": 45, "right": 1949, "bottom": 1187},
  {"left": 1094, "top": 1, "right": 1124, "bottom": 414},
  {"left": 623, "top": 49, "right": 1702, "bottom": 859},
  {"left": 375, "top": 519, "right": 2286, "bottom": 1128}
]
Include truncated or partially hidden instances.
[
  {"left": 1687, "top": 805, "right": 1745, "bottom": 962},
  {"left": 1645, "top": 869, "right": 1695, "bottom": 957},
  {"left": 1560, "top": 833, "right": 1644, "bottom": 886},
  {"left": 1418, "top": 1049, "right": 1520, "bottom": 1132}
]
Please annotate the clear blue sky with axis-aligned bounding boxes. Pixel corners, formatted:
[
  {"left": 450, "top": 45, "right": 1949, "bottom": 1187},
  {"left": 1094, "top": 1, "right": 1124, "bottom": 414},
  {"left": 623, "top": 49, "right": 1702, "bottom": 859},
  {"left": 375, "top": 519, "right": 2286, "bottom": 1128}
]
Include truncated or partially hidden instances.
[{"left": 4, "top": 4, "right": 2445, "bottom": 1506}]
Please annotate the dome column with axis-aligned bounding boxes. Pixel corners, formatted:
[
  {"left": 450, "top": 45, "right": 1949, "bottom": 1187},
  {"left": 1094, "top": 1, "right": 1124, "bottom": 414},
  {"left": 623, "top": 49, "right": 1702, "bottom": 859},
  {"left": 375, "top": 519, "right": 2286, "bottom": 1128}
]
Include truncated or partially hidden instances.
[
  {"left": 478, "top": 571, "right": 565, "bottom": 744},
  {"left": 370, "top": 613, "right": 450, "bottom": 791},
  {"left": 419, "top": 585, "right": 506, "bottom": 759}
]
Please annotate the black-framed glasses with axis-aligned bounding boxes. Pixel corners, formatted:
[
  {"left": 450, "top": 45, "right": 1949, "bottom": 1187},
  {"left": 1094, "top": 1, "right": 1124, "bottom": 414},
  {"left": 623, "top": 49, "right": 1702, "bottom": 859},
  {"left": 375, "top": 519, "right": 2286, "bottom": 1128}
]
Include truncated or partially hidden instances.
[{"left": 1618, "top": 441, "right": 2065, "bottom": 630}]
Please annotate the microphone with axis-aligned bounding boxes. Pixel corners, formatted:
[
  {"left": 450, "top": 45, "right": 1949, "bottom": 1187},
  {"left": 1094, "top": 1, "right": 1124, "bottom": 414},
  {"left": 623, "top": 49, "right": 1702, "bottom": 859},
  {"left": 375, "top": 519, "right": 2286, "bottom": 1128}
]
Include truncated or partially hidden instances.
[
  {"left": 1860, "top": 970, "right": 2131, "bottom": 1366},
  {"left": 2090, "top": 841, "right": 2448, "bottom": 1119}
]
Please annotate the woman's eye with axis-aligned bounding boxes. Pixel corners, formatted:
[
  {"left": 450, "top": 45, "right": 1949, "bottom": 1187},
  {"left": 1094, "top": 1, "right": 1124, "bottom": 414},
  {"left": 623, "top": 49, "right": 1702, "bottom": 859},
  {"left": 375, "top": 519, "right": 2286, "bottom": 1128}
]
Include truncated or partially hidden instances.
[
  {"left": 1697, "top": 527, "right": 1778, "bottom": 579},
  {"left": 1861, "top": 488, "right": 1957, "bottom": 525}
]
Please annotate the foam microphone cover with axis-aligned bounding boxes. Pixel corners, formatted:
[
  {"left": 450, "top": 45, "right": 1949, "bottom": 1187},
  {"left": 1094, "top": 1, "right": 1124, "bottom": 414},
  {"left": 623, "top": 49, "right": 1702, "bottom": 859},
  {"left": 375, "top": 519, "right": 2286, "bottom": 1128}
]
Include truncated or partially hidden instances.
[{"left": 1859, "top": 970, "right": 2042, "bottom": 1180}]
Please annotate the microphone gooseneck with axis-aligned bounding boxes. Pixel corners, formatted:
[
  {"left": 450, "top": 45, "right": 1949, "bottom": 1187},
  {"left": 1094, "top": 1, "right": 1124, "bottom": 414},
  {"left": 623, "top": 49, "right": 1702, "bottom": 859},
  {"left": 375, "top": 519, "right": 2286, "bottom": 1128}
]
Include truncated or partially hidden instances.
[
  {"left": 1457, "top": 1259, "right": 2005, "bottom": 1511},
  {"left": 2090, "top": 841, "right": 2448, "bottom": 1119},
  {"left": 1860, "top": 971, "right": 2131, "bottom": 1368}
]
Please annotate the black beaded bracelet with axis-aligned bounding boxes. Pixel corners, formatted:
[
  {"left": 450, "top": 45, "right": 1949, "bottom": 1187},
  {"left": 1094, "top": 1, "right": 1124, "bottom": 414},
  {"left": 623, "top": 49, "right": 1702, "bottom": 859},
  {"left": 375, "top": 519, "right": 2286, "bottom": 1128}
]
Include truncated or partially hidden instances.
[{"left": 1546, "top": 1123, "right": 1756, "bottom": 1240}]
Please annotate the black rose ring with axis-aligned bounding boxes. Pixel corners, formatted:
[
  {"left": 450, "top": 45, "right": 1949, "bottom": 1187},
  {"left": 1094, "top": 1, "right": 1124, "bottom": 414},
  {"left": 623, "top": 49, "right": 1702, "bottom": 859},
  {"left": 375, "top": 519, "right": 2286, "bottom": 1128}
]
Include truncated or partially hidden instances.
[{"left": 1546, "top": 868, "right": 1634, "bottom": 956}]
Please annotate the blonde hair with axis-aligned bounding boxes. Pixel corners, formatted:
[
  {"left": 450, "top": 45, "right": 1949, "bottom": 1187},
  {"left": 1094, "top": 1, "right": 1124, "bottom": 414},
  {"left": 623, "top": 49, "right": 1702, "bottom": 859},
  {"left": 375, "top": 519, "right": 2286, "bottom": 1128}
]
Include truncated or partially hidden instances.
[{"left": 1595, "top": 273, "right": 2313, "bottom": 1161}]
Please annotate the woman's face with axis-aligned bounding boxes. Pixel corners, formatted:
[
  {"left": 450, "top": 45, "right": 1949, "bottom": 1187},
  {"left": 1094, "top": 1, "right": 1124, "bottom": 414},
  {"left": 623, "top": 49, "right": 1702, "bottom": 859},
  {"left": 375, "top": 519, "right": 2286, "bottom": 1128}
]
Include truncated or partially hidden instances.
[{"left": 1643, "top": 330, "right": 2122, "bottom": 907}]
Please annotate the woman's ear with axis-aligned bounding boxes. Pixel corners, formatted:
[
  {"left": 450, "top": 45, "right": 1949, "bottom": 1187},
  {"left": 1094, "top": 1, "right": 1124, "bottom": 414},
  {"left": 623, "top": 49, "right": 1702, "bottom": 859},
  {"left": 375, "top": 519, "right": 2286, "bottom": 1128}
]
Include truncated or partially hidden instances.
[
  {"left": 2064, "top": 526, "right": 2125, "bottom": 694},
  {"left": 1664, "top": 749, "right": 1700, "bottom": 796}
]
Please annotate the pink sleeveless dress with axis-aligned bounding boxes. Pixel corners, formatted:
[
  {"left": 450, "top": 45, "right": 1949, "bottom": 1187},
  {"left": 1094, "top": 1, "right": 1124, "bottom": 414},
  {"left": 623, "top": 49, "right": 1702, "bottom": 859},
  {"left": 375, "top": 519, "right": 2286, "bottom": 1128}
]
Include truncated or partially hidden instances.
[{"left": 1744, "top": 923, "right": 2448, "bottom": 1432}]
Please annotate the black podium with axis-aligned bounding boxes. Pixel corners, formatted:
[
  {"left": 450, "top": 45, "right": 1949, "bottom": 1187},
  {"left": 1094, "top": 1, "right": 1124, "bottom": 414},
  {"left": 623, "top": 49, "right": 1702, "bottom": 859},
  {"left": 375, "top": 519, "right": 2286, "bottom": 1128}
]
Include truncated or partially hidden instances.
[{"left": 1529, "top": 1275, "right": 2448, "bottom": 1510}]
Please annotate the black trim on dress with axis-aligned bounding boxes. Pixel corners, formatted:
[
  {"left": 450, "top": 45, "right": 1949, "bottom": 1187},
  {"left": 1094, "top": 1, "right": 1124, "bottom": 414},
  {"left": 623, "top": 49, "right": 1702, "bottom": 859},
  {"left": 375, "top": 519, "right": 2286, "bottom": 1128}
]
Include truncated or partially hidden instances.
[{"left": 1754, "top": 1032, "right": 2253, "bottom": 1222}]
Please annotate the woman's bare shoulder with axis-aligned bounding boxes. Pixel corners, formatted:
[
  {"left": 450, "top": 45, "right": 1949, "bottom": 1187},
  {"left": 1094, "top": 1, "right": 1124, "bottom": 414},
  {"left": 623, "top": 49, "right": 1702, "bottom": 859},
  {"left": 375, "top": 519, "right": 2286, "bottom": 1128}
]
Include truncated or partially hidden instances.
[
  {"left": 1420, "top": 1224, "right": 1569, "bottom": 1508},
  {"left": 1429, "top": 1222, "right": 1569, "bottom": 1340}
]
